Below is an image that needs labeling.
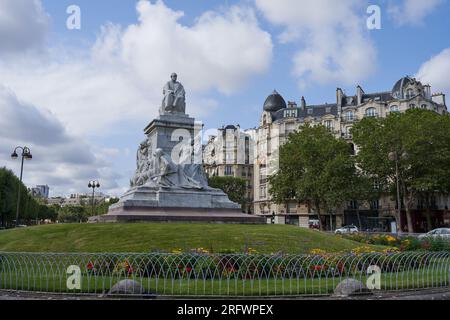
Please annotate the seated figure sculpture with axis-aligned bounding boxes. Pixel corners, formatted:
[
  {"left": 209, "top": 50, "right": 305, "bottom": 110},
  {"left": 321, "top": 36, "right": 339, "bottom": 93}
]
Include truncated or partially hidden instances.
[
  {"left": 146, "top": 148, "right": 209, "bottom": 190},
  {"left": 161, "top": 73, "right": 186, "bottom": 114}
]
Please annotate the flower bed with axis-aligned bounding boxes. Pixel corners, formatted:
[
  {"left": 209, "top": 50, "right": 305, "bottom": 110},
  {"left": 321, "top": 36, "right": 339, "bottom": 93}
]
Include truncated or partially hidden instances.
[{"left": 339, "top": 233, "right": 450, "bottom": 252}]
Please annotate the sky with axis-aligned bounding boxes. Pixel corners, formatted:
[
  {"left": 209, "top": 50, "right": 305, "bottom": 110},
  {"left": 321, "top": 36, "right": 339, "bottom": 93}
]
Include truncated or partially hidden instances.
[{"left": 0, "top": 0, "right": 449, "bottom": 197}]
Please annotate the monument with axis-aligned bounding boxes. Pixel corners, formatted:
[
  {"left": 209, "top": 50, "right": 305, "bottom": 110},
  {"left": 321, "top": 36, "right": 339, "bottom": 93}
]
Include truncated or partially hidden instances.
[{"left": 92, "top": 74, "right": 265, "bottom": 224}]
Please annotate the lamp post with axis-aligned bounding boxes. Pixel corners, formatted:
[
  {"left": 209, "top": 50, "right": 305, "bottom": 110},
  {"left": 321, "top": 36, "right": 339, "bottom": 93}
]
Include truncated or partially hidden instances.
[
  {"left": 388, "top": 151, "right": 408, "bottom": 234},
  {"left": 11, "top": 146, "right": 32, "bottom": 227},
  {"left": 88, "top": 180, "right": 100, "bottom": 216}
]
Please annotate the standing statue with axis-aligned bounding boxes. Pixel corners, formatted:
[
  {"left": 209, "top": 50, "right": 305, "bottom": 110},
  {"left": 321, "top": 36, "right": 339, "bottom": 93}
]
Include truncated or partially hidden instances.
[{"left": 161, "top": 73, "right": 186, "bottom": 114}]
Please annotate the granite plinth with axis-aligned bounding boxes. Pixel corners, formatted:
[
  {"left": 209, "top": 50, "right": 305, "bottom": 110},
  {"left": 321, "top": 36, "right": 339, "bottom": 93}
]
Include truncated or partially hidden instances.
[{"left": 92, "top": 186, "right": 265, "bottom": 224}]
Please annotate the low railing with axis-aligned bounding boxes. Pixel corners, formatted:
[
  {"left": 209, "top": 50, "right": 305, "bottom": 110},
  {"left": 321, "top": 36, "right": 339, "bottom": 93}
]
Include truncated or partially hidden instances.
[{"left": 0, "top": 252, "right": 449, "bottom": 297}]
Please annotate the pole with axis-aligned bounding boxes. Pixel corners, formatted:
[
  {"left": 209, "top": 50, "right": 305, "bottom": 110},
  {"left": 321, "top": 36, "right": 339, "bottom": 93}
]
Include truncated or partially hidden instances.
[
  {"left": 91, "top": 186, "right": 95, "bottom": 216},
  {"left": 395, "top": 158, "right": 402, "bottom": 234},
  {"left": 15, "top": 153, "right": 25, "bottom": 226}
]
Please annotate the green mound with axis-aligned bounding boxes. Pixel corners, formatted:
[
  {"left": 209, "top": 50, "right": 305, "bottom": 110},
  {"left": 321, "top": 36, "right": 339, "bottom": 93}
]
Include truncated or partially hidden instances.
[{"left": 0, "top": 223, "right": 377, "bottom": 254}]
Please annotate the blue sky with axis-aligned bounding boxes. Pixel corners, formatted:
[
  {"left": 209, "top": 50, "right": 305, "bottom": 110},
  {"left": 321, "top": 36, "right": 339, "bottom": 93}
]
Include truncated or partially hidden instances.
[
  {"left": 40, "top": 0, "right": 450, "bottom": 130},
  {"left": 1, "top": 0, "right": 450, "bottom": 197}
]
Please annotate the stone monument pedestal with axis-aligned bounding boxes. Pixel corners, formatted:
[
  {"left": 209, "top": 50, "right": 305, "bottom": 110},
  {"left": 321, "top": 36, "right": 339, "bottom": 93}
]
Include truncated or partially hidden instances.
[
  {"left": 92, "top": 186, "right": 264, "bottom": 224},
  {"left": 90, "top": 74, "right": 265, "bottom": 225}
]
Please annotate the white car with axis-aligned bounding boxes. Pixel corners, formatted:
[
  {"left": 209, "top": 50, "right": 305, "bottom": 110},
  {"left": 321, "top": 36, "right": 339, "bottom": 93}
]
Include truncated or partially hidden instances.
[
  {"left": 418, "top": 228, "right": 450, "bottom": 240},
  {"left": 335, "top": 225, "right": 359, "bottom": 234}
]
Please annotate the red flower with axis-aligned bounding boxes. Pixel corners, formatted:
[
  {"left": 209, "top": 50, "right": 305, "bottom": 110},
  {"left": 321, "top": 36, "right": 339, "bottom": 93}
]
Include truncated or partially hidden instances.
[
  {"left": 186, "top": 266, "right": 192, "bottom": 273},
  {"left": 87, "top": 262, "right": 94, "bottom": 270},
  {"left": 310, "top": 265, "right": 323, "bottom": 271}
]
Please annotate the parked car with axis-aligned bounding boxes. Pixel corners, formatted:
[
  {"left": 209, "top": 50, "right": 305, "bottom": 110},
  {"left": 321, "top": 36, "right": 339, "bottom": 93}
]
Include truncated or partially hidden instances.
[
  {"left": 418, "top": 228, "right": 450, "bottom": 240},
  {"left": 308, "top": 220, "right": 320, "bottom": 230},
  {"left": 335, "top": 225, "right": 359, "bottom": 234}
]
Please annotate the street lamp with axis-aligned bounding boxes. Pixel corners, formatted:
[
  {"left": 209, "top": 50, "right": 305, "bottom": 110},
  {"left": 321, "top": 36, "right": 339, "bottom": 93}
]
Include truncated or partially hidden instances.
[
  {"left": 11, "top": 146, "right": 32, "bottom": 227},
  {"left": 388, "top": 151, "right": 408, "bottom": 234},
  {"left": 88, "top": 180, "right": 100, "bottom": 216}
]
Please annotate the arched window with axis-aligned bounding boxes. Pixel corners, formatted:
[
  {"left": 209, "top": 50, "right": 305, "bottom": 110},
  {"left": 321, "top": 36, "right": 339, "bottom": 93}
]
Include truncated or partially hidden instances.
[
  {"left": 345, "top": 111, "right": 354, "bottom": 121},
  {"left": 365, "top": 107, "right": 377, "bottom": 117},
  {"left": 324, "top": 120, "right": 333, "bottom": 131},
  {"left": 406, "top": 88, "right": 414, "bottom": 99},
  {"left": 421, "top": 104, "right": 427, "bottom": 109},
  {"left": 263, "top": 114, "right": 267, "bottom": 126},
  {"left": 390, "top": 105, "right": 399, "bottom": 113},
  {"left": 409, "top": 104, "right": 416, "bottom": 109}
]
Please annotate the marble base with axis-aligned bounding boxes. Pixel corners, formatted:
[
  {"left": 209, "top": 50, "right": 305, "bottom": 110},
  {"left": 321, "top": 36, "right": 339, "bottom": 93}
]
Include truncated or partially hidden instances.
[{"left": 90, "top": 186, "right": 265, "bottom": 224}]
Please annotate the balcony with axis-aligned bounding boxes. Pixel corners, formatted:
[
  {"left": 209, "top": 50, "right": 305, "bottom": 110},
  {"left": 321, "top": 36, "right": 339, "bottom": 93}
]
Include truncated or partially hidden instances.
[{"left": 342, "top": 115, "right": 359, "bottom": 123}]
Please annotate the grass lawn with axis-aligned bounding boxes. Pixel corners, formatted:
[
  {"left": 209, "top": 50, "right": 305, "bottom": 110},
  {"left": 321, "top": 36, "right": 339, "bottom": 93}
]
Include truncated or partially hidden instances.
[
  {"left": 1, "top": 268, "right": 448, "bottom": 296},
  {"left": 0, "top": 223, "right": 382, "bottom": 254}
]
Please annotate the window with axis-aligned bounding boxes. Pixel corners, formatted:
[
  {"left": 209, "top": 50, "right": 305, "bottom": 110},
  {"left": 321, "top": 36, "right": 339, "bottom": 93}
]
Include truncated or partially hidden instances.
[
  {"left": 324, "top": 120, "right": 333, "bottom": 131},
  {"left": 365, "top": 107, "right": 377, "bottom": 117},
  {"left": 406, "top": 88, "right": 414, "bottom": 99},
  {"left": 409, "top": 104, "right": 416, "bottom": 109},
  {"left": 260, "top": 186, "right": 267, "bottom": 199},
  {"left": 421, "top": 104, "right": 427, "bottom": 109},
  {"left": 307, "top": 108, "right": 313, "bottom": 115},
  {"left": 345, "top": 111, "right": 354, "bottom": 121},
  {"left": 349, "top": 143, "right": 355, "bottom": 155},
  {"left": 390, "top": 105, "right": 399, "bottom": 113},
  {"left": 343, "top": 126, "right": 352, "bottom": 139},
  {"left": 284, "top": 109, "right": 298, "bottom": 118},
  {"left": 224, "top": 165, "right": 233, "bottom": 176},
  {"left": 370, "top": 200, "right": 380, "bottom": 210},
  {"left": 348, "top": 200, "right": 358, "bottom": 210}
]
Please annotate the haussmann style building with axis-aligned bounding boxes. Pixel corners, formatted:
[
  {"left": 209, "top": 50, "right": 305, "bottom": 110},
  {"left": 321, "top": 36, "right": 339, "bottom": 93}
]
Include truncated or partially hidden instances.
[{"left": 204, "top": 76, "right": 449, "bottom": 232}]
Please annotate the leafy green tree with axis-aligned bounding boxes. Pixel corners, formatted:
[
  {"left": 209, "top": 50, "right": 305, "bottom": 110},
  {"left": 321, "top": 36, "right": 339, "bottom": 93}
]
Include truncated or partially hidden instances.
[
  {"left": 352, "top": 109, "right": 450, "bottom": 232},
  {"left": 268, "top": 124, "right": 365, "bottom": 230},
  {"left": 57, "top": 205, "right": 88, "bottom": 223},
  {"left": 208, "top": 176, "right": 247, "bottom": 212},
  {"left": 0, "top": 167, "right": 31, "bottom": 227}
]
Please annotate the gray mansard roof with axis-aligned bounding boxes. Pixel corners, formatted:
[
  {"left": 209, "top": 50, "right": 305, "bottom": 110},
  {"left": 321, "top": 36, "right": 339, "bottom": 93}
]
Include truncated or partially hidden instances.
[{"left": 272, "top": 103, "right": 338, "bottom": 122}]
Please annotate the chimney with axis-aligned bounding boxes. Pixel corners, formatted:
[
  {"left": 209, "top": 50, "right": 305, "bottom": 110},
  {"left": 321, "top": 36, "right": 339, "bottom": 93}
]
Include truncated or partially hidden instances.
[
  {"left": 336, "top": 88, "right": 344, "bottom": 108},
  {"left": 356, "top": 85, "right": 364, "bottom": 105},
  {"left": 300, "top": 96, "right": 306, "bottom": 110},
  {"left": 424, "top": 84, "right": 431, "bottom": 99}
]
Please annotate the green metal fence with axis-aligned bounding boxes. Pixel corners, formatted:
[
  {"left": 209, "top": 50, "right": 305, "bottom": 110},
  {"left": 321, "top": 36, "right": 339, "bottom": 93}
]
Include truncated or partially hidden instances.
[{"left": 0, "top": 252, "right": 449, "bottom": 297}]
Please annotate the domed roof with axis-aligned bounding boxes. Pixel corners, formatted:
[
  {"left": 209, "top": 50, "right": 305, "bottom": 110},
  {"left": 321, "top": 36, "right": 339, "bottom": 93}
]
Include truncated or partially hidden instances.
[
  {"left": 392, "top": 76, "right": 413, "bottom": 98},
  {"left": 263, "top": 90, "right": 287, "bottom": 112}
]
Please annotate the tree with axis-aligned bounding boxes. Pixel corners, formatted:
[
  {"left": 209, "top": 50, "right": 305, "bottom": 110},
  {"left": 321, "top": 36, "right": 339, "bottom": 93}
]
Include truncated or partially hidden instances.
[
  {"left": 0, "top": 167, "right": 31, "bottom": 227},
  {"left": 352, "top": 109, "right": 450, "bottom": 232},
  {"left": 268, "top": 124, "right": 364, "bottom": 231},
  {"left": 208, "top": 176, "right": 247, "bottom": 212},
  {"left": 57, "top": 205, "right": 88, "bottom": 223}
]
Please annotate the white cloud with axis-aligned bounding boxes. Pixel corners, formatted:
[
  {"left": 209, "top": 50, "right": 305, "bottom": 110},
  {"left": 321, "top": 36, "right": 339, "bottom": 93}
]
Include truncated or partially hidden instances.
[
  {"left": 255, "top": 0, "right": 377, "bottom": 87},
  {"left": 0, "top": 0, "right": 273, "bottom": 196},
  {"left": 0, "top": 86, "right": 122, "bottom": 196},
  {"left": 0, "top": 0, "right": 272, "bottom": 136},
  {"left": 416, "top": 48, "right": 450, "bottom": 94},
  {"left": 388, "top": 0, "right": 444, "bottom": 26},
  {"left": 0, "top": 0, "right": 49, "bottom": 54}
]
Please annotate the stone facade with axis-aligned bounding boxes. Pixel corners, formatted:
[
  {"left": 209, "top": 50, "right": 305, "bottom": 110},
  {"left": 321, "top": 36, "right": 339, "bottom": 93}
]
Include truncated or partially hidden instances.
[
  {"left": 252, "top": 77, "right": 448, "bottom": 230},
  {"left": 203, "top": 125, "right": 255, "bottom": 213},
  {"left": 203, "top": 77, "right": 448, "bottom": 229}
]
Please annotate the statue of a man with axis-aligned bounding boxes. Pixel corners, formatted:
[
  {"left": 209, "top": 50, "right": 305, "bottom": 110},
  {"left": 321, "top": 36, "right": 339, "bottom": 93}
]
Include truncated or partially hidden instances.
[{"left": 161, "top": 73, "right": 186, "bottom": 114}]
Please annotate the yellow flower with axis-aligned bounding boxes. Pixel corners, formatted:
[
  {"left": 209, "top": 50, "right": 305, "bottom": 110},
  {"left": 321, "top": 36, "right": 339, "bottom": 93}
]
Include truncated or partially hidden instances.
[
  {"left": 310, "top": 248, "right": 327, "bottom": 255},
  {"left": 386, "top": 235, "right": 397, "bottom": 243}
]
